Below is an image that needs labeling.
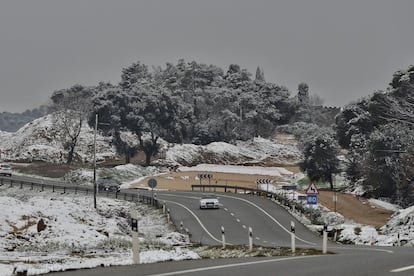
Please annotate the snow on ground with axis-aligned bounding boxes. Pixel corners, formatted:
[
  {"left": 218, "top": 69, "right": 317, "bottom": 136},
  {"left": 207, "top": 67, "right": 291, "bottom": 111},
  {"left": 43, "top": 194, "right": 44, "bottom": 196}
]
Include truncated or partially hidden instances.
[
  {"left": 165, "top": 137, "right": 301, "bottom": 167},
  {"left": 178, "top": 164, "right": 293, "bottom": 177},
  {"left": 257, "top": 178, "right": 412, "bottom": 247},
  {"left": 0, "top": 185, "right": 198, "bottom": 276},
  {"left": 0, "top": 114, "right": 116, "bottom": 163},
  {"left": 1, "top": 163, "right": 413, "bottom": 276}
]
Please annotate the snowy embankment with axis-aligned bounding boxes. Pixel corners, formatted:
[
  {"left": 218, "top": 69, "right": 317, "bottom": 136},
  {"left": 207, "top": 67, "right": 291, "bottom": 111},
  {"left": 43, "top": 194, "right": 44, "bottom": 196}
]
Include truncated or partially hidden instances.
[
  {"left": 165, "top": 137, "right": 301, "bottom": 167},
  {"left": 178, "top": 164, "right": 293, "bottom": 177},
  {"left": 0, "top": 185, "right": 198, "bottom": 276},
  {"left": 260, "top": 181, "right": 413, "bottom": 247}
]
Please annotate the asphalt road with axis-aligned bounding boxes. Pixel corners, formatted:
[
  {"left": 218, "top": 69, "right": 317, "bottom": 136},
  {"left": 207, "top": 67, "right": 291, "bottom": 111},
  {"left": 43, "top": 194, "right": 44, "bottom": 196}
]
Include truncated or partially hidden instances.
[
  {"left": 48, "top": 247, "right": 414, "bottom": 276},
  {"left": 150, "top": 190, "right": 321, "bottom": 248}
]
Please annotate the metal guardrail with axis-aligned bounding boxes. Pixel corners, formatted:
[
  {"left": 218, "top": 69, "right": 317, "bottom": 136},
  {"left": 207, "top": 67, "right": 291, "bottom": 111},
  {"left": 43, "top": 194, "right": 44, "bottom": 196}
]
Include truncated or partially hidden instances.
[
  {"left": 0, "top": 176, "right": 159, "bottom": 208},
  {"left": 191, "top": 184, "right": 271, "bottom": 196},
  {"left": 191, "top": 184, "right": 297, "bottom": 210}
]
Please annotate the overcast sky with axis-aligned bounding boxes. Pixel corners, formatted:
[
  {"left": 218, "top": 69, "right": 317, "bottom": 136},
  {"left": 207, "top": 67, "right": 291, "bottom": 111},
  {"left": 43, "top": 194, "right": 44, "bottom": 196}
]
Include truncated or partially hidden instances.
[{"left": 1, "top": 0, "right": 414, "bottom": 112}]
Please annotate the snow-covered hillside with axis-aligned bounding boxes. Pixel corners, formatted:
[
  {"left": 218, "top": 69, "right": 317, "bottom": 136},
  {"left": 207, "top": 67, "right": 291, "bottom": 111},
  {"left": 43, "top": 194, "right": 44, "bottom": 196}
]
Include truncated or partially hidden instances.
[
  {"left": 0, "top": 114, "right": 115, "bottom": 163},
  {"left": 0, "top": 114, "right": 302, "bottom": 167},
  {"left": 166, "top": 137, "right": 301, "bottom": 167}
]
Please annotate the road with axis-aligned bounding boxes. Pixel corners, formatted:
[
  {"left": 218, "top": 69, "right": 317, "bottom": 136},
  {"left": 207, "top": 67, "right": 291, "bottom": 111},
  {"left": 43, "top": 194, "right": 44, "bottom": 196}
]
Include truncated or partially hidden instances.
[
  {"left": 149, "top": 190, "right": 320, "bottom": 248},
  {"left": 2, "top": 175, "right": 414, "bottom": 275},
  {"left": 48, "top": 247, "right": 414, "bottom": 276}
]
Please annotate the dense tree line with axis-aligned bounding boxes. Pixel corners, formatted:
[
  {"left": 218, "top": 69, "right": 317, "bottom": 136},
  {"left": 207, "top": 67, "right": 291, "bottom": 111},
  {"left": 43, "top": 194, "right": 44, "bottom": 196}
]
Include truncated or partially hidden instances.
[
  {"left": 0, "top": 105, "right": 49, "bottom": 132},
  {"left": 334, "top": 65, "right": 414, "bottom": 206},
  {"left": 70, "top": 59, "right": 335, "bottom": 165}
]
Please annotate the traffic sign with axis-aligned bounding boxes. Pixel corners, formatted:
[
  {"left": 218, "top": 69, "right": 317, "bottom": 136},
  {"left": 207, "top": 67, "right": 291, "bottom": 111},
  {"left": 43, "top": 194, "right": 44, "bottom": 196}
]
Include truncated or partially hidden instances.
[
  {"left": 307, "top": 194, "right": 318, "bottom": 205},
  {"left": 147, "top": 178, "right": 157, "bottom": 189},
  {"left": 306, "top": 183, "right": 319, "bottom": 194},
  {"left": 198, "top": 174, "right": 213, "bottom": 179},
  {"left": 298, "top": 195, "right": 307, "bottom": 201},
  {"left": 282, "top": 185, "right": 297, "bottom": 190},
  {"left": 255, "top": 178, "right": 273, "bottom": 185}
]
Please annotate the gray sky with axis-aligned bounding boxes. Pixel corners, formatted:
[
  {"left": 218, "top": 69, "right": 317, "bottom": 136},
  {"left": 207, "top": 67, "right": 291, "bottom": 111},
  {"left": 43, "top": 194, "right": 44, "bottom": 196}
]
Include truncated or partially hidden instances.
[{"left": 1, "top": 0, "right": 414, "bottom": 112}]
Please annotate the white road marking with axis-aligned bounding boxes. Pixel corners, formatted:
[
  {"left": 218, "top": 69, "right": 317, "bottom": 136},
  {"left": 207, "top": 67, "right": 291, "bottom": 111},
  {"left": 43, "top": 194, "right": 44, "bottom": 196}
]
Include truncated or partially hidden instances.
[
  {"left": 242, "top": 225, "right": 246, "bottom": 229},
  {"left": 160, "top": 193, "right": 200, "bottom": 200},
  {"left": 236, "top": 218, "right": 240, "bottom": 223},
  {"left": 255, "top": 237, "right": 260, "bottom": 240},
  {"left": 148, "top": 255, "right": 319, "bottom": 276},
  {"left": 224, "top": 208, "right": 228, "bottom": 211},
  {"left": 391, "top": 265, "right": 414, "bottom": 273},
  {"left": 230, "top": 213, "right": 234, "bottom": 216},
  {"left": 219, "top": 194, "right": 316, "bottom": 245},
  {"left": 331, "top": 246, "right": 394, "bottom": 254},
  {"left": 164, "top": 200, "right": 232, "bottom": 245}
]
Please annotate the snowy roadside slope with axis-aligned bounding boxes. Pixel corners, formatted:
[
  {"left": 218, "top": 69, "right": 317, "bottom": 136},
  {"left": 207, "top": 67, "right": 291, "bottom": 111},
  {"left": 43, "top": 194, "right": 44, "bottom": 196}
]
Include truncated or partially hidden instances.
[
  {"left": 0, "top": 114, "right": 116, "bottom": 163},
  {"left": 178, "top": 164, "right": 293, "bottom": 177},
  {"left": 0, "top": 186, "right": 198, "bottom": 276},
  {"left": 166, "top": 137, "right": 301, "bottom": 167}
]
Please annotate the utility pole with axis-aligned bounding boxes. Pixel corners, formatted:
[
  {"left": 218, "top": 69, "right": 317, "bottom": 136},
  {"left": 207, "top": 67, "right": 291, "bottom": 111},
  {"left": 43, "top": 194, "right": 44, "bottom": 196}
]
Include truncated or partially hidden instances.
[{"left": 93, "top": 113, "right": 98, "bottom": 209}]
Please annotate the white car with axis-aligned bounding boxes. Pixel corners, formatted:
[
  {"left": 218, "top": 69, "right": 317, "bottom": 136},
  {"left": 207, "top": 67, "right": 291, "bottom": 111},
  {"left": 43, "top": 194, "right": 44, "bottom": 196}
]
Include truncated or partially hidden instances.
[
  {"left": 0, "top": 163, "right": 12, "bottom": 177},
  {"left": 199, "top": 194, "right": 220, "bottom": 209}
]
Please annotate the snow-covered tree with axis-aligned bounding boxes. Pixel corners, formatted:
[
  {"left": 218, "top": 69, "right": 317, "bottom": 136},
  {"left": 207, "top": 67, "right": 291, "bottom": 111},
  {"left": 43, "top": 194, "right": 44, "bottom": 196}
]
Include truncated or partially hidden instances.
[
  {"left": 363, "top": 123, "right": 414, "bottom": 206},
  {"left": 91, "top": 86, "right": 138, "bottom": 164},
  {"left": 300, "top": 129, "right": 340, "bottom": 189},
  {"left": 51, "top": 84, "right": 94, "bottom": 164},
  {"left": 120, "top": 61, "right": 151, "bottom": 91},
  {"left": 297, "top": 83, "right": 309, "bottom": 105},
  {"left": 255, "top": 67, "right": 265, "bottom": 83}
]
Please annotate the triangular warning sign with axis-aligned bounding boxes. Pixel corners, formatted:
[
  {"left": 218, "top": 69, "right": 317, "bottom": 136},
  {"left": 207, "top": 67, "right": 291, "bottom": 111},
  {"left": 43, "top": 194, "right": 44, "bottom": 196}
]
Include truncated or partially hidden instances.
[{"left": 306, "top": 183, "right": 319, "bottom": 194}]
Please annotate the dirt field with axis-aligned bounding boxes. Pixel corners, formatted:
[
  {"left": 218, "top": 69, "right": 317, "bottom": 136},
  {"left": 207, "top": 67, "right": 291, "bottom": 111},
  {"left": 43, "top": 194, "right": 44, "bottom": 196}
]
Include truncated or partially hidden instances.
[
  {"left": 130, "top": 169, "right": 394, "bottom": 228},
  {"left": 318, "top": 191, "right": 393, "bottom": 228}
]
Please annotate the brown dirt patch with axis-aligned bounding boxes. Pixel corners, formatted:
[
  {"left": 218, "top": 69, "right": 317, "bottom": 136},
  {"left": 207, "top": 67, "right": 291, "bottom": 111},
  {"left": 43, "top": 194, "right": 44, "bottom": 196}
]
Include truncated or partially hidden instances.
[
  {"left": 317, "top": 191, "right": 394, "bottom": 228},
  {"left": 129, "top": 171, "right": 283, "bottom": 191}
]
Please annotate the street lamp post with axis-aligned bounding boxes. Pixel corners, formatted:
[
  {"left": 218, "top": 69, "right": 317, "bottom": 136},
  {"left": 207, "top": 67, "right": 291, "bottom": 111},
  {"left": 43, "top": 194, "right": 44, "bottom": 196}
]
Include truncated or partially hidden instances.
[{"left": 93, "top": 113, "right": 98, "bottom": 209}]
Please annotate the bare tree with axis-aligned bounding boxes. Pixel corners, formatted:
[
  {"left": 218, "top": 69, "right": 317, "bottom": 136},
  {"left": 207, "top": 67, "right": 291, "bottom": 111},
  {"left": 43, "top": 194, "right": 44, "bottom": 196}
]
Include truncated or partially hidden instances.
[{"left": 51, "top": 85, "right": 94, "bottom": 164}]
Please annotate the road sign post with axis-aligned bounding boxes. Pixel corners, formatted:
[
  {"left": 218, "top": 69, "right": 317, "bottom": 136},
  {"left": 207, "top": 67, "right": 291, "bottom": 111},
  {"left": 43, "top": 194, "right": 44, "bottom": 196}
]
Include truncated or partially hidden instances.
[
  {"left": 306, "top": 182, "right": 319, "bottom": 206},
  {"left": 148, "top": 178, "right": 157, "bottom": 204},
  {"left": 291, "top": 221, "right": 296, "bottom": 253},
  {"left": 198, "top": 174, "right": 213, "bottom": 191},
  {"left": 255, "top": 178, "right": 273, "bottom": 192}
]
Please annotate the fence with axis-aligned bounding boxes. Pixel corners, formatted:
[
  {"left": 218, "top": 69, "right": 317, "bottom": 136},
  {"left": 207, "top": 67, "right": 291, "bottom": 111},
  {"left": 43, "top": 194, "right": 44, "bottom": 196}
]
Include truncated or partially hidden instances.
[
  {"left": 192, "top": 183, "right": 308, "bottom": 214},
  {"left": 0, "top": 176, "right": 159, "bottom": 208}
]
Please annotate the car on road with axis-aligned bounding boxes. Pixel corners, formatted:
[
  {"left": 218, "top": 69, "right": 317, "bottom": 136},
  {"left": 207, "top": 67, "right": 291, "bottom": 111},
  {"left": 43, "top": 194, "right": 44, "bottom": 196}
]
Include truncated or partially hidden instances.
[
  {"left": 199, "top": 194, "right": 220, "bottom": 209},
  {"left": 0, "top": 163, "right": 12, "bottom": 177},
  {"left": 97, "top": 177, "right": 120, "bottom": 193}
]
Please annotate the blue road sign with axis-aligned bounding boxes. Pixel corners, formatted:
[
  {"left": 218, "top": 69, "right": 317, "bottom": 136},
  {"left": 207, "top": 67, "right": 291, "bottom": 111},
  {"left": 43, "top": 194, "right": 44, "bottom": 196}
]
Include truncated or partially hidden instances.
[{"left": 307, "top": 194, "right": 318, "bottom": 205}]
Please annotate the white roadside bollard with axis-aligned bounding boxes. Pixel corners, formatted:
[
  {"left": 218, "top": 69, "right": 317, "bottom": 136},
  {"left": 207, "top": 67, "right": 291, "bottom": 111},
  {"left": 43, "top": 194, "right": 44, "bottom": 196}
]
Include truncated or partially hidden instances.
[
  {"left": 221, "top": 226, "right": 226, "bottom": 249},
  {"left": 291, "top": 221, "right": 296, "bottom": 254},
  {"left": 248, "top": 227, "right": 253, "bottom": 251},
  {"left": 130, "top": 206, "right": 140, "bottom": 264},
  {"left": 322, "top": 224, "right": 328, "bottom": 254}
]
